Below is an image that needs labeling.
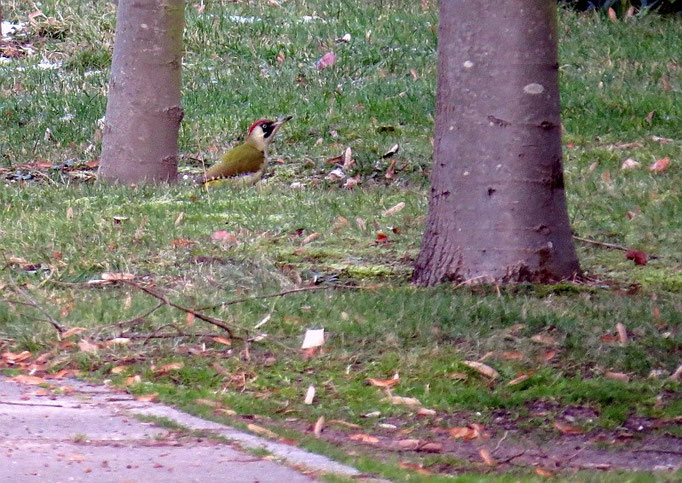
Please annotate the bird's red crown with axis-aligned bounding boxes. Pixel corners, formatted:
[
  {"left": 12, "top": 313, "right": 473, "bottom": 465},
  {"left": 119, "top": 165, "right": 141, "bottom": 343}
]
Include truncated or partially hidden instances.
[{"left": 248, "top": 119, "right": 271, "bottom": 135}]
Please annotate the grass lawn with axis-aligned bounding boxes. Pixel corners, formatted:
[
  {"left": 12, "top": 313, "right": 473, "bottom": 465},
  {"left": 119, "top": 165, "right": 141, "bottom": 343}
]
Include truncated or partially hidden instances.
[{"left": 1, "top": 1, "right": 681, "bottom": 480}]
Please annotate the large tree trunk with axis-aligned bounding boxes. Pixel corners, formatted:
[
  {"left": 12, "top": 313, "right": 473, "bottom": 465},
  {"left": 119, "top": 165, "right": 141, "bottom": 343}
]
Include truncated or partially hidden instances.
[
  {"left": 98, "top": 0, "right": 184, "bottom": 184},
  {"left": 413, "top": 0, "right": 580, "bottom": 286}
]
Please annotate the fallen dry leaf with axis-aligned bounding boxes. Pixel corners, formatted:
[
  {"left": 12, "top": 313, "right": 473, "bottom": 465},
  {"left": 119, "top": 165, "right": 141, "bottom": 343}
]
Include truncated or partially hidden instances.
[
  {"left": 386, "top": 395, "right": 421, "bottom": 407},
  {"left": 2, "top": 351, "right": 32, "bottom": 363},
  {"left": 348, "top": 433, "right": 379, "bottom": 444},
  {"left": 248, "top": 423, "right": 278, "bottom": 439},
  {"left": 616, "top": 322, "right": 628, "bottom": 345},
  {"left": 301, "top": 232, "right": 320, "bottom": 245},
  {"left": 501, "top": 351, "right": 524, "bottom": 361},
  {"left": 554, "top": 421, "right": 583, "bottom": 435},
  {"left": 625, "top": 249, "right": 648, "bottom": 266},
  {"left": 135, "top": 393, "right": 158, "bottom": 402},
  {"left": 530, "top": 334, "right": 557, "bottom": 346},
  {"left": 535, "top": 467, "right": 554, "bottom": 477},
  {"left": 397, "top": 439, "right": 421, "bottom": 450},
  {"left": 101, "top": 272, "right": 135, "bottom": 281},
  {"left": 313, "top": 416, "right": 324, "bottom": 438},
  {"left": 621, "top": 158, "right": 641, "bottom": 170},
  {"left": 211, "top": 230, "right": 238, "bottom": 244},
  {"left": 61, "top": 327, "right": 87, "bottom": 339},
  {"left": 398, "top": 461, "right": 431, "bottom": 475},
  {"left": 211, "top": 336, "right": 232, "bottom": 346},
  {"left": 301, "top": 328, "right": 325, "bottom": 349},
  {"left": 417, "top": 407, "right": 437, "bottom": 417},
  {"left": 11, "top": 375, "right": 45, "bottom": 385},
  {"left": 110, "top": 365, "right": 128, "bottom": 374},
  {"left": 604, "top": 371, "right": 629, "bottom": 382},
  {"left": 479, "top": 448, "right": 496, "bottom": 466},
  {"left": 382, "top": 202, "right": 405, "bottom": 217},
  {"left": 462, "top": 360, "right": 499, "bottom": 379},
  {"left": 77, "top": 339, "right": 99, "bottom": 353},
  {"left": 507, "top": 374, "right": 530, "bottom": 386},
  {"left": 154, "top": 362, "right": 184, "bottom": 374},
  {"left": 316, "top": 51, "right": 336, "bottom": 70},
  {"left": 368, "top": 378, "right": 399, "bottom": 388},
  {"left": 124, "top": 375, "right": 142, "bottom": 386},
  {"left": 448, "top": 425, "right": 482, "bottom": 440},
  {"left": 648, "top": 157, "right": 670, "bottom": 173},
  {"left": 608, "top": 7, "right": 618, "bottom": 22},
  {"left": 304, "top": 385, "right": 316, "bottom": 405}
]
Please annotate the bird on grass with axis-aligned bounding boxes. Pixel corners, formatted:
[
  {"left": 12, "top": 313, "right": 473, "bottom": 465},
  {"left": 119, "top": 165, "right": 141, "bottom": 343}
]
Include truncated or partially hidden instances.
[{"left": 199, "top": 116, "right": 292, "bottom": 187}]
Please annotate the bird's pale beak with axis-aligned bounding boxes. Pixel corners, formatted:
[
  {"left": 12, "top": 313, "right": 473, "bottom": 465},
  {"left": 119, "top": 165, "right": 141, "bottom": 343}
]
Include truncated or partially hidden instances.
[{"left": 272, "top": 115, "right": 292, "bottom": 135}]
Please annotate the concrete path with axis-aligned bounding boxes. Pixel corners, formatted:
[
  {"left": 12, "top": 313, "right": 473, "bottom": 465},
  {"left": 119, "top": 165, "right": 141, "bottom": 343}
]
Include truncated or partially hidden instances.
[{"left": 0, "top": 375, "right": 360, "bottom": 482}]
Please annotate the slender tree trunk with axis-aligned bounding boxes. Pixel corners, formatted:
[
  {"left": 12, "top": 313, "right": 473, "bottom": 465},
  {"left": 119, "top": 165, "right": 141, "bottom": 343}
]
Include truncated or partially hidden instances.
[
  {"left": 413, "top": 0, "right": 580, "bottom": 286},
  {"left": 98, "top": 0, "right": 184, "bottom": 184}
]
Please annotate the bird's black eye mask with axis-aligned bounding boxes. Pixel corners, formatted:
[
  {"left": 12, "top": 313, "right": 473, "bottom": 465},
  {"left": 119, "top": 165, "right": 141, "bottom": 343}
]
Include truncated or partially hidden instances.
[{"left": 261, "top": 123, "right": 275, "bottom": 138}]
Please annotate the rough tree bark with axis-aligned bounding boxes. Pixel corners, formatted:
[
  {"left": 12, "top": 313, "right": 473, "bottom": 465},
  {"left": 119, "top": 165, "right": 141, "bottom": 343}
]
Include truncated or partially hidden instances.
[
  {"left": 413, "top": 0, "right": 580, "bottom": 286},
  {"left": 98, "top": 0, "right": 184, "bottom": 184}
]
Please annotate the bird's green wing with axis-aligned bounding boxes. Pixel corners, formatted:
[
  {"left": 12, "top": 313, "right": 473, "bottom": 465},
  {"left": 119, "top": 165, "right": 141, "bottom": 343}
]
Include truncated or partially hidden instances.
[{"left": 202, "top": 143, "right": 265, "bottom": 182}]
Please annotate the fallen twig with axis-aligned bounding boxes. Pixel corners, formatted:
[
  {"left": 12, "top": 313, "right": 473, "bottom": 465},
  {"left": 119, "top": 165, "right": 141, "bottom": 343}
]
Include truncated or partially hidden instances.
[
  {"left": 573, "top": 235, "right": 629, "bottom": 251},
  {"left": 198, "top": 284, "right": 369, "bottom": 311},
  {"left": 110, "top": 332, "right": 226, "bottom": 341},
  {"left": 118, "top": 279, "right": 236, "bottom": 338},
  {"left": 7, "top": 276, "right": 64, "bottom": 334},
  {"left": 492, "top": 430, "right": 509, "bottom": 454}
]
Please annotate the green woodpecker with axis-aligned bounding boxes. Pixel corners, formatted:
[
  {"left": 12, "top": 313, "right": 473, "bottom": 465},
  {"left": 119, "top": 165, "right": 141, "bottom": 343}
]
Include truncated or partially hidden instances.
[{"left": 199, "top": 116, "right": 292, "bottom": 186}]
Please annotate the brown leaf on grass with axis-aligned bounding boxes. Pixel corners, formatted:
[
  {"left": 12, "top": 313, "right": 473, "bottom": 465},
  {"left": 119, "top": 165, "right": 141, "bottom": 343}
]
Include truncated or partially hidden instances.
[
  {"left": 313, "top": 416, "right": 324, "bottom": 438},
  {"left": 101, "top": 272, "right": 135, "bottom": 281},
  {"left": 384, "top": 158, "right": 397, "bottom": 179},
  {"left": 448, "top": 372, "right": 468, "bottom": 380},
  {"left": 248, "top": 423, "right": 278, "bottom": 439},
  {"left": 625, "top": 249, "right": 648, "bottom": 266},
  {"left": 211, "top": 230, "right": 238, "bottom": 244},
  {"left": 397, "top": 439, "right": 421, "bottom": 450},
  {"left": 530, "top": 334, "right": 557, "bottom": 346},
  {"left": 607, "top": 7, "right": 618, "bottom": 22},
  {"left": 660, "top": 76, "right": 672, "bottom": 92},
  {"left": 604, "top": 371, "right": 629, "bottom": 382},
  {"left": 398, "top": 462, "right": 431, "bottom": 475},
  {"left": 154, "top": 362, "right": 184, "bottom": 374},
  {"left": 342, "top": 147, "right": 354, "bottom": 170},
  {"left": 304, "top": 385, "right": 316, "bottom": 405},
  {"left": 328, "top": 419, "right": 361, "bottom": 429},
  {"left": 616, "top": 323, "right": 628, "bottom": 345},
  {"left": 300, "top": 347, "right": 320, "bottom": 360},
  {"left": 316, "top": 51, "right": 336, "bottom": 70},
  {"left": 539, "top": 350, "right": 557, "bottom": 362},
  {"left": 301, "top": 232, "right": 320, "bottom": 245},
  {"left": 386, "top": 395, "right": 421, "bottom": 407},
  {"left": 349, "top": 433, "right": 379, "bottom": 444},
  {"left": 2, "top": 351, "right": 32, "bottom": 364},
  {"left": 110, "top": 365, "right": 128, "bottom": 374},
  {"left": 554, "top": 421, "right": 583, "bottom": 435},
  {"left": 212, "top": 336, "right": 232, "bottom": 346},
  {"left": 501, "top": 351, "right": 524, "bottom": 361},
  {"left": 670, "top": 365, "right": 682, "bottom": 381},
  {"left": 61, "top": 327, "right": 87, "bottom": 339},
  {"left": 621, "top": 158, "right": 641, "bottom": 170},
  {"left": 368, "top": 378, "right": 399, "bottom": 388},
  {"left": 355, "top": 217, "right": 366, "bottom": 231},
  {"left": 507, "top": 374, "right": 530, "bottom": 386},
  {"left": 535, "top": 467, "right": 554, "bottom": 477},
  {"left": 419, "top": 442, "right": 443, "bottom": 453},
  {"left": 382, "top": 202, "right": 405, "bottom": 217},
  {"left": 479, "top": 448, "right": 496, "bottom": 466},
  {"left": 649, "top": 157, "right": 670, "bottom": 173},
  {"left": 187, "top": 312, "right": 195, "bottom": 326},
  {"left": 448, "top": 425, "right": 482, "bottom": 440},
  {"left": 462, "top": 360, "right": 499, "bottom": 379},
  {"left": 124, "top": 375, "right": 142, "bottom": 386},
  {"left": 11, "top": 375, "right": 45, "bottom": 385},
  {"left": 77, "top": 339, "right": 99, "bottom": 353},
  {"left": 382, "top": 143, "right": 400, "bottom": 159},
  {"left": 600, "top": 333, "right": 619, "bottom": 343},
  {"left": 376, "top": 231, "right": 389, "bottom": 244},
  {"left": 135, "top": 393, "right": 158, "bottom": 402},
  {"left": 417, "top": 407, "right": 436, "bottom": 417},
  {"left": 103, "top": 338, "right": 130, "bottom": 347}
]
